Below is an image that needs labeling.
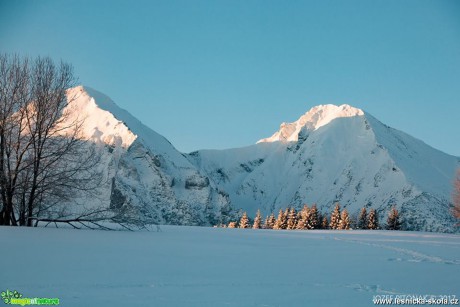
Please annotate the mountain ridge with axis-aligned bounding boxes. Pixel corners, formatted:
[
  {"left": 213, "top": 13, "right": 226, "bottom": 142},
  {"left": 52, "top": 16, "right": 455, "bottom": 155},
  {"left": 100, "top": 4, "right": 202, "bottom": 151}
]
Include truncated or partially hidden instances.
[
  {"left": 187, "top": 104, "right": 459, "bottom": 232},
  {"left": 257, "top": 104, "right": 365, "bottom": 144},
  {"left": 65, "top": 86, "right": 459, "bottom": 231}
]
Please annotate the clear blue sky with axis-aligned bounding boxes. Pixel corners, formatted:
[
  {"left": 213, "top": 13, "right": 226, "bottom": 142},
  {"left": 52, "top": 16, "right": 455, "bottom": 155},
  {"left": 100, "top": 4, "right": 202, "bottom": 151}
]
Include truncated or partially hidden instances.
[{"left": 1, "top": 0, "right": 459, "bottom": 155}]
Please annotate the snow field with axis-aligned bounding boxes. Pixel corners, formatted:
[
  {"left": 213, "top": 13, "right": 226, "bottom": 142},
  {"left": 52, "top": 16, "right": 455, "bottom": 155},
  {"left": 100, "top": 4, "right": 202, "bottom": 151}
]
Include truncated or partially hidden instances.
[{"left": 1, "top": 226, "right": 459, "bottom": 306}]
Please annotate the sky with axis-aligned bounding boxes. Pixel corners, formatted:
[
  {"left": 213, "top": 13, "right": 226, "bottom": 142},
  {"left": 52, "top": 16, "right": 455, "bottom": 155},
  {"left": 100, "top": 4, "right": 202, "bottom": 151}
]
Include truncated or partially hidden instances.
[{"left": 1, "top": 0, "right": 459, "bottom": 156}]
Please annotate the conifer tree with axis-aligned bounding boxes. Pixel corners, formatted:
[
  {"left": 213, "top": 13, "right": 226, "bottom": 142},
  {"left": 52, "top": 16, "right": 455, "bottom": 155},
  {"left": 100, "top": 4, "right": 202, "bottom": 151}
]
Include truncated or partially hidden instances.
[
  {"left": 262, "top": 217, "right": 269, "bottom": 229},
  {"left": 317, "top": 212, "right": 323, "bottom": 229},
  {"left": 239, "top": 212, "right": 250, "bottom": 229},
  {"left": 286, "top": 207, "right": 297, "bottom": 230},
  {"left": 253, "top": 209, "right": 262, "bottom": 229},
  {"left": 357, "top": 207, "right": 368, "bottom": 230},
  {"left": 265, "top": 213, "right": 276, "bottom": 229},
  {"left": 228, "top": 221, "right": 237, "bottom": 228},
  {"left": 307, "top": 204, "right": 320, "bottom": 229},
  {"left": 321, "top": 216, "right": 329, "bottom": 229},
  {"left": 283, "top": 208, "right": 289, "bottom": 219},
  {"left": 338, "top": 209, "right": 351, "bottom": 230},
  {"left": 295, "top": 205, "right": 309, "bottom": 230},
  {"left": 296, "top": 211, "right": 302, "bottom": 222},
  {"left": 368, "top": 209, "right": 379, "bottom": 230},
  {"left": 386, "top": 206, "right": 401, "bottom": 230},
  {"left": 329, "top": 203, "right": 341, "bottom": 230},
  {"left": 273, "top": 209, "right": 287, "bottom": 230}
]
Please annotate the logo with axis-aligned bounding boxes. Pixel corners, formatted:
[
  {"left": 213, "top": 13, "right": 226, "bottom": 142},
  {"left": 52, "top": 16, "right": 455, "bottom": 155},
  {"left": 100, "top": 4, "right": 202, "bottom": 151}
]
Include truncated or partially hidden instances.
[{"left": 1, "top": 290, "right": 59, "bottom": 306}]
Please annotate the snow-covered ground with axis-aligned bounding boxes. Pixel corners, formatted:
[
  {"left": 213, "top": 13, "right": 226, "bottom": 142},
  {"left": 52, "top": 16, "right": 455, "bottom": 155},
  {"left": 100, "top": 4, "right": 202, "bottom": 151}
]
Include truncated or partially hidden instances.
[{"left": 1, "top": 226, "right": 459, "bottom": 306}]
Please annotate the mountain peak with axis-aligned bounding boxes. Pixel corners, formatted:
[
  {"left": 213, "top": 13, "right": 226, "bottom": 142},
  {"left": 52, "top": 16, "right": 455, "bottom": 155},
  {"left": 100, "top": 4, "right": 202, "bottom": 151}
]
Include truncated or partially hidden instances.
[
  {"left": 64, "top": 86, "right": 137, "bottom": 148},
  {"left": 257, "top": 104, "right": 364, "bottom": 143}
]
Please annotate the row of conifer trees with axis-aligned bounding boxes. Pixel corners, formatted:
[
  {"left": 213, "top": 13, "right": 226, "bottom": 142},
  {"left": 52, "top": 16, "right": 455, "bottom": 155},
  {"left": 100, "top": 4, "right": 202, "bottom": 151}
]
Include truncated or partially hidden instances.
[{"left": 223, "top": 203, "right": 402, "bottom": 231}]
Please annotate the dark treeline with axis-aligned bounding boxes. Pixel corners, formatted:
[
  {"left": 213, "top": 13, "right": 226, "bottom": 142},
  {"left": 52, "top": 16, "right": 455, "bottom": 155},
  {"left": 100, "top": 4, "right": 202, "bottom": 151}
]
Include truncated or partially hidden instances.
[{"left": 221, "top": 203, "right": 403, "bottom": 231}]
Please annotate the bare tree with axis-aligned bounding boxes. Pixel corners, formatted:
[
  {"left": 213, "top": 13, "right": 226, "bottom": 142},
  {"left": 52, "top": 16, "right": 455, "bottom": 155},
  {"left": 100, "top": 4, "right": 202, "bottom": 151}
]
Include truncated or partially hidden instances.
[
  {"left": 0, "top": 54, "right": 30, "bottom": 225},
  {"left": 453, "top": 168, "right": 460, "bottom": 225},
  {"left": 0, "top": 54, "right": 104, "bottom": 226}
]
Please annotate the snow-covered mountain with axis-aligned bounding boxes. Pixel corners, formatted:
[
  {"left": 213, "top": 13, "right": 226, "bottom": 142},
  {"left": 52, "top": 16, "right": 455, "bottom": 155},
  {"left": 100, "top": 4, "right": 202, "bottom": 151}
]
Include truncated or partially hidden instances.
[
  {"left": 188, "top": 104, "right": 459, "bottom": 232},
  {"left": 64, "top": 86, "right": 232, "bottom": 226},
  {"left": 62, "top": 87, "right": 458, "bottom": 231}
]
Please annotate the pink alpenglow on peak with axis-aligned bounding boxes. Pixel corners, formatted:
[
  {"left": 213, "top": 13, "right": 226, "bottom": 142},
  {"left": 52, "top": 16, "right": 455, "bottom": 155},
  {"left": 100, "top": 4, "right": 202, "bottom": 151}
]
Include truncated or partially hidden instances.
[
  {"left": 257, "top": 104, "right": 364, "bottom": 143},
  {"left": 64, "top": 86, "right": 137, "bottom": 148}
]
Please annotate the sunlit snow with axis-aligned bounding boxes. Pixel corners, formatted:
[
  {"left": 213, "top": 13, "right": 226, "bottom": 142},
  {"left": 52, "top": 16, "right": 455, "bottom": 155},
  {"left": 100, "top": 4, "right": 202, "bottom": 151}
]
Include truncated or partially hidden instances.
[{"left": 1, "top": 226, "right": 459, "bottom": 306}]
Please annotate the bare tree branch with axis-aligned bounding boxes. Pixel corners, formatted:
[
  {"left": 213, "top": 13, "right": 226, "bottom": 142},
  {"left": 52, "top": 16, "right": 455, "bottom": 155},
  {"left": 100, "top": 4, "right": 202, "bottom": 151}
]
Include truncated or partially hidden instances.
[{"left": 453, "top": 168, "right": 460, "bottom": 225}]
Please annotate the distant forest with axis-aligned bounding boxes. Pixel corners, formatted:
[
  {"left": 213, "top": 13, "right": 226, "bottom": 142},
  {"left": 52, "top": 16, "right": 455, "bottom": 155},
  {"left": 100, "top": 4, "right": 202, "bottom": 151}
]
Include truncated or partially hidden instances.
[{"left": 222, "top": 203, "right": 403, "bottom": 231}]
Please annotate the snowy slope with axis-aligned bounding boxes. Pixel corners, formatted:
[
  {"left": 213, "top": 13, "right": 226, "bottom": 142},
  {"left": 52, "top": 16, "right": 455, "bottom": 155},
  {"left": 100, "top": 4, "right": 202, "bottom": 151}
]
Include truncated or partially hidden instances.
[
  {"left": 188, "top": 105, "right": 459, "bottom": 232},
  {"left": 1, "top": 226, "right": 459, "bottom": 307},
  {"left": 63, "top": 86, "right": 232, "bottom": 226}
]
